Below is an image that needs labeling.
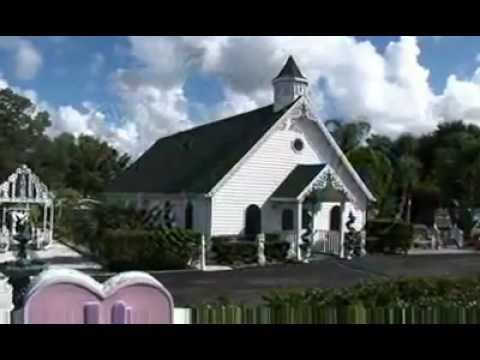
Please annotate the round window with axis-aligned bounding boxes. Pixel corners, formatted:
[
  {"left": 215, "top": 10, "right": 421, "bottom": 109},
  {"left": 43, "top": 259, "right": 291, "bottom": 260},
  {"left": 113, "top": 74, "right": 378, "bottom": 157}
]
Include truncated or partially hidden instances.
[{"left": 293, "top": 138, "right": 304, "bottom": 152}]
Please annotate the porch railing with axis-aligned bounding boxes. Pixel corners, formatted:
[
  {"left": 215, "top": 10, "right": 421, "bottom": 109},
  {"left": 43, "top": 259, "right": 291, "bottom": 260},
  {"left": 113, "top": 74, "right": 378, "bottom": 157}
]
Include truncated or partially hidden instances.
[{"left": 311, "top": 230, "right": 342, "bottom": 257}]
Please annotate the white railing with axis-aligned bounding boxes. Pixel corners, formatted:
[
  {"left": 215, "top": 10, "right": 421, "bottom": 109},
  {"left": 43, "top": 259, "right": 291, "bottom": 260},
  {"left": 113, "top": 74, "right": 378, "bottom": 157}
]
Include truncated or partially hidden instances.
[{"left": 312, "top": 230, "right": 342, "bottom": 257}]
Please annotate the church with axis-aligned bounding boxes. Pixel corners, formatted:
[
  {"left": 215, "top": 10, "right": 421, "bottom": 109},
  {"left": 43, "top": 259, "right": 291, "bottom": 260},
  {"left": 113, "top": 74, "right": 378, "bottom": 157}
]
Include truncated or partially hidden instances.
[{"left": 105, "top": 56, "right": 375, "bottom": 258}]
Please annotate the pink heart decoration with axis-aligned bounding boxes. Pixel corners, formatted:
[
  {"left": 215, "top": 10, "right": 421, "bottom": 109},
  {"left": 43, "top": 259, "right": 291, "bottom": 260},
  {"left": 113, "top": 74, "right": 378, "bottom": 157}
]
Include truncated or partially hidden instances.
[{"left": 22, "top": 268, "right": 174, "bottom": 324}]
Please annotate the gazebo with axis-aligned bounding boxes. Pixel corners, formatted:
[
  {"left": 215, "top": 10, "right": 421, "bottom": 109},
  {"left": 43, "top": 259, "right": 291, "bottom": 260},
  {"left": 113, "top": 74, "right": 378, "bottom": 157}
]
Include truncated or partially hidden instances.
[{"left": 0, "top": 165, "right": 55, "bottom": 252}]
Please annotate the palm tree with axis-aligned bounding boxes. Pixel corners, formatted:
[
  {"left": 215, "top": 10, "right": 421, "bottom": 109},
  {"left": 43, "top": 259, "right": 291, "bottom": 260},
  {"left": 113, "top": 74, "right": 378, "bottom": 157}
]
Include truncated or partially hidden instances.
[
  {"left": 325, "top": 118, "right": 371, "bottom": 155},
  {"left": 394, "top": 155, "right": 421, "bottom": 222}
]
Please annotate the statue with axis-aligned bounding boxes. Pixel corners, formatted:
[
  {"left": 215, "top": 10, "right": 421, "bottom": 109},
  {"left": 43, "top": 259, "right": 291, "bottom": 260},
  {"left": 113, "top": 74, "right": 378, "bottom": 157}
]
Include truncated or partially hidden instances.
[
  {"left": 300, "top": 209, "right": 313, "bottom": 262},
  {"left": 257, "top": 233, "right": 266, "bottom": 266},
  {"left": 343, "top": 211, "right": 362, "bottom": 260},
  {"left": 163, "top": 202, "right": 176, "bottom": 229}
]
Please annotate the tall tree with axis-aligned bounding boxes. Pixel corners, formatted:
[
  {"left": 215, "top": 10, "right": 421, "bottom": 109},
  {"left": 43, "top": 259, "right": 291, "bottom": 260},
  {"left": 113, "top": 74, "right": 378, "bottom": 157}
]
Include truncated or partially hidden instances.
[{"left": 325, "top": 118, "right": 371, "bottom": 155}]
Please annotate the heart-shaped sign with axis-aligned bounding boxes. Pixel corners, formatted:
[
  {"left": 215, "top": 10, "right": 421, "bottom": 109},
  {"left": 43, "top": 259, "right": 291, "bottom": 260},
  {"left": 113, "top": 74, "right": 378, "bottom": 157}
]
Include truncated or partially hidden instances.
[{"left": 22, "top": 268, "right": 174, "bottom": 324}]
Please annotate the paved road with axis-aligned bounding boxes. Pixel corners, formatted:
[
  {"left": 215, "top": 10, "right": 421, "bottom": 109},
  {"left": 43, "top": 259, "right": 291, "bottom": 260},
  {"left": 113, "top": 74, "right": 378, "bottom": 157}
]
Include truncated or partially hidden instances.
[{"left": 92, "top": 254, "right": 480, "bottom": 306}]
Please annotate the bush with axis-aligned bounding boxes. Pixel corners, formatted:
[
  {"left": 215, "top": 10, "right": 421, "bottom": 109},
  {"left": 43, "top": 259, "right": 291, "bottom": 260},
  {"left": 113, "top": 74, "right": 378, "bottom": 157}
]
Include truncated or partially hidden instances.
[
  {"left": 98, "top": 228, "right": 201, "bottom": 271},
  {"left": 211, "top": 234, "right": 290, "bottom": 265},
  {"left": 211, "top": 237, "right": 257, "bottom": 264},
  {"left": 62, "top": 203, "right": 201, "bottom": 270},
  {"left": 366, "top": 219, "right": 413, "bottom": 254},
  {"left": 263, "top": 276, "right": 480, "bottom": 308}
]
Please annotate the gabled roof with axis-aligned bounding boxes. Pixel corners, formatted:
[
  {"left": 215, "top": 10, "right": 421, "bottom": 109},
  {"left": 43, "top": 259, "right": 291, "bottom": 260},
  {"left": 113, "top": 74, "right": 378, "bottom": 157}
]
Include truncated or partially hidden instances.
[
  {"left": 274, "top": 56, "right": 306, "bottom": 80},
  {"left": 272, "top": 164, "right": 326, "bottom": 199},
  {"left": 106, "top": 101, "right": 297, "bottom": 194}
]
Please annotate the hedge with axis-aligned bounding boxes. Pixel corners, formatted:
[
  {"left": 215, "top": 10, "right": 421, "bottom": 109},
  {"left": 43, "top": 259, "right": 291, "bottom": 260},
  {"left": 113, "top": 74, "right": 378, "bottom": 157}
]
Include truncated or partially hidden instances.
[
  {"left": 211, "top": 234, "right": 290, "bottom": 265},
  {"left": 97, "top": 228, "right": 201, "bottom": 271},
  {"left": 263, "top": 276, "right": 480, "bottom": 309},
  {"left": 365, "top": 219, "right": 413, "bottom": 254}
]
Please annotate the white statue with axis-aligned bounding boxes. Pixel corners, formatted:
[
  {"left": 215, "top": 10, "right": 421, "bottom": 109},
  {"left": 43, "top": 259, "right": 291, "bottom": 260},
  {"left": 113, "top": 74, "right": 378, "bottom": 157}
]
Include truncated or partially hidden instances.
[{"left": 257, "top": 233, "right": 266, "bottom": 266}]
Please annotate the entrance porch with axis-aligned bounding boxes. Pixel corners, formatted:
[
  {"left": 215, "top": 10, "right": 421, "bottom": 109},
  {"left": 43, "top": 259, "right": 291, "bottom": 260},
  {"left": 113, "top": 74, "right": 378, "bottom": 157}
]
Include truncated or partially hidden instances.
[{"left": 263, "top": 164, "right": 366, "bottom": 260}]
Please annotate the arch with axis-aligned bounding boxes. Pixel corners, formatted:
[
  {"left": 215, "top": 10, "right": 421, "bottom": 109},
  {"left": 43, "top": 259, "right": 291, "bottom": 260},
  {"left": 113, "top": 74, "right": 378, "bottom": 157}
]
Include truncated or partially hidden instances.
[
  {"left": 185, "top": 201, "right": 193, "bottom": 230},
  {"left": 329, "top": 205, "right": 341, "bottom": 231},
  {"left": 281, "top": 209, "right": 294, "bottom": 230},
  {"left": 245, "top": 204, "right": 261, "bottom": 237}
]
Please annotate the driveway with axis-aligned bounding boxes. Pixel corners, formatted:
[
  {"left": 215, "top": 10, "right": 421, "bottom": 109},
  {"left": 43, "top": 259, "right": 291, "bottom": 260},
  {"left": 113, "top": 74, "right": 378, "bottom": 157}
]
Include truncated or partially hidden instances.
[{"left": 92, "top": 253, "right": 480, "bottom": 306}]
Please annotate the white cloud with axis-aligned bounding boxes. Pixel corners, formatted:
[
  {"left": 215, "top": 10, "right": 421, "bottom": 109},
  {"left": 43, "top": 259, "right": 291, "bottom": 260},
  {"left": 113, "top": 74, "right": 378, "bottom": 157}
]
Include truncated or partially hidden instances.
[
  {"left": 6, "top": 36, "right": 480, "bottom": 159},
  {"left": 89, "top": 52, "right": 105, "bottom": 75},
  {"left": 73, "top": 36, "right": 480, "bottom": 156},
  {"left": 0, "top": 37, "right": 43, "bottom": 80}
]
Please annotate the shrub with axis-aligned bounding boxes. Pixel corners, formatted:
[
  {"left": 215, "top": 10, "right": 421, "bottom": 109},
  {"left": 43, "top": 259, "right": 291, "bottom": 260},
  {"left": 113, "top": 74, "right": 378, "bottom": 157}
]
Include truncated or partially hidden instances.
[
  {"left": 211, "top": 234, "right": 290, "bottom": 265},
  {"left": 99, "top": 228, "right": 201, "bottom": 271},
  {"left": 263, "top": 276, "right": 480, "bottom": 308},
  {"left": 366, "top": 219, "right": 413, "bottom": 254},
  {"left": 211, "top": 237, "right": 257, "bottom": 264}
]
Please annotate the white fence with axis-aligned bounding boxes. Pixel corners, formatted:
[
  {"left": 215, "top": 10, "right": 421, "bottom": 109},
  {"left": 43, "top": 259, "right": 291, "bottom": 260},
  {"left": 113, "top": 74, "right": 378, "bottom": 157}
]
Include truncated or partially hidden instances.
[{"left": 312, "top": 230, "right": 342, "bottom": 256}]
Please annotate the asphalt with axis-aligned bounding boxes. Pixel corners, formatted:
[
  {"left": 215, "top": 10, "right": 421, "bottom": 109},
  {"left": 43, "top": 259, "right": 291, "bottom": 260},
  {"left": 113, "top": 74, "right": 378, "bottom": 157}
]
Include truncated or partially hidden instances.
[{"left": 92, "top": 253, "right": 480, "bottom": 307}]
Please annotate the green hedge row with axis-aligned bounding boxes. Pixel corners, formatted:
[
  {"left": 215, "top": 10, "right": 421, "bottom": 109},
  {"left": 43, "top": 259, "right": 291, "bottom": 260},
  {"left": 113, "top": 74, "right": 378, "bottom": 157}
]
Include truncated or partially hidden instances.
[
  {"left": 365, "top": 219, "right": 414, "bottom": 254},
  {"left": 58, "top": 203, "right": 201, "bottom": 271},
  {"left": 263, "top": 276, "right": 480, "bottom": 308},
  {"left": 211, "top": 234, "right": 290, "bottom": 265},
  {"left": 97, "top": 228, "right": 201, "bottom": 271}
]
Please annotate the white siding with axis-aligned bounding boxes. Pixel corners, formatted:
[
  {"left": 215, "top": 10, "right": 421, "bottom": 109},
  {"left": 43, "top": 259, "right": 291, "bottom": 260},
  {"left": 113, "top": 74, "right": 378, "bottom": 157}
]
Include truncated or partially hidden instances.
[
  {"left": 301, "top": 119, "right": 369, "bottom": 210},
  {"left": 211, "top": 126, "right": 321, "bottom": 235},
  {"left": 129, "top": 193, "right": 211, "bottom": 235},
  {"left": 210, "top": 103, "right": 370, "bottom": 236}
]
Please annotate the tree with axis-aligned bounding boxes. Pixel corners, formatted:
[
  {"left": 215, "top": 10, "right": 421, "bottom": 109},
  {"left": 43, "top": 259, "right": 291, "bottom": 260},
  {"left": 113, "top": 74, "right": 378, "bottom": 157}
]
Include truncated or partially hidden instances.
[
  {"left": 348, "top": 147, "right": 395, "bottom": 216},
  {"left": 325, "top": 118, "right": 371, "bottom": 155},
  {"left": 66, "top": 135, "right": 130, "bottom": 196},
  {"left": 0, "top": 88, "right": 51, "bottom": 173}
]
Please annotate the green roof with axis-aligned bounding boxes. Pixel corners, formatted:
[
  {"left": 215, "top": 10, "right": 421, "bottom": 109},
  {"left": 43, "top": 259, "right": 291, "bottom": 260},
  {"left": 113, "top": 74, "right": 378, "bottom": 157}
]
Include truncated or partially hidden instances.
[
  {"left": 106, "top": 101, "right": 298, "bottom": 194},
  {"left": 272, "top": 164, "right": 326, "bottom": 198}
]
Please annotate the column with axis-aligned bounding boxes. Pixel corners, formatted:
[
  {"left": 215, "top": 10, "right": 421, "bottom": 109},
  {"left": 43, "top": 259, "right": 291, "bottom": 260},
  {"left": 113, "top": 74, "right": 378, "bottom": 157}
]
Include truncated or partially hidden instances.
[
  {"left": 49, "top": 204, "right": 54, "bottom": 245},
  {"left": 339, "top": 201, "right": 346, "bottom": 259},
  {"left": 296, "top": 201, "right": 302, "bottom": 261},
  {"left": 200, "top": 234, "right": 206, "bottom": 271},
  {"left": 43, "top": 204, "right": 47, "bottom": 234},
  {"left": 1, "top": 207, "right": 5, "bottom": 233}
]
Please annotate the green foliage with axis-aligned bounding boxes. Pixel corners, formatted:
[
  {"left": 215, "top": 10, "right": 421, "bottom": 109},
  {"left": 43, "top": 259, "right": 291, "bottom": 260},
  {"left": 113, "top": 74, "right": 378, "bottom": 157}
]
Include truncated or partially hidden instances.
[
  {"left": 262, "top": 276, "right": 480, "bottom": 309},
  {"left": 98, "top": 228, "right": 201, "bottom": 271},
  {"left": 211, "top": 234, "right": 290, "bottom": 265},
  {"left": 0, "top": 88, "right": 130, "bottom": 198},
  {"left": 365, "top": 219, "right": 413, "bottom": 254}
]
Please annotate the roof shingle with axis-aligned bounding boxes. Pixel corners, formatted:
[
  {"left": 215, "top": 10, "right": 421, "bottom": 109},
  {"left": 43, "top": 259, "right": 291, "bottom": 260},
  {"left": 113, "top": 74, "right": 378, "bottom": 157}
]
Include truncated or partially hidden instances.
[
  {"left": 272, "top": 164, "right": 326, "bottom": 198},
  {"left": 106, "top": 101, "right": 297, "bottom": 194}
]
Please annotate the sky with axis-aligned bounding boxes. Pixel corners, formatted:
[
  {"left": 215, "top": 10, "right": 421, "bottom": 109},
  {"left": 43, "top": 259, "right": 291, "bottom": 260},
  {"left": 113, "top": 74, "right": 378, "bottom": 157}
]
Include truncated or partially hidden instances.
[{"left": 2, "top": 36, "right": 480, "bottom": 158}]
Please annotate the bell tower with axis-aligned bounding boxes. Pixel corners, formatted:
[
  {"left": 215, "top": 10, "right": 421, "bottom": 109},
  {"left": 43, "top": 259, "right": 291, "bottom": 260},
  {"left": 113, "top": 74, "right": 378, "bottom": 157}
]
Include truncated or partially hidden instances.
[{"left": 272, "top": 56, "right": 309, "bottom": 112}]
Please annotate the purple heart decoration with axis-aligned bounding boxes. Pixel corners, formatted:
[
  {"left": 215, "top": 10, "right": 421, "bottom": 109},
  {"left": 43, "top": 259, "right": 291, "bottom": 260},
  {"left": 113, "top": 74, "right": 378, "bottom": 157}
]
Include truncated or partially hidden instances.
[{"left": 22, "top": 269, "right": 174, "bottom": 324}]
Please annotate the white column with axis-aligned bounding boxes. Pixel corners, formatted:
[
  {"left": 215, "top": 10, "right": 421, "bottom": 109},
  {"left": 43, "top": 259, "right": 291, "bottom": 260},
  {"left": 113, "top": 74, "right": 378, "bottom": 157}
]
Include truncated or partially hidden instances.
[
  {"left": 43, "top": 204, "right": 47, "bottom": 234},
  {"left": 200, "top": 234, "right": 206, "bottom": 271},
  {"left": 296, "top": 201, "right": 302, "bottom": 261},
  {"left": 49, "top": 204, "right": 54, "bottom": 245},
  {"left": 339, "top": 201, "right": 346, "bottom": 259},
  {"left": 1, "top": 207, "right": 5, "bottom": 233}
]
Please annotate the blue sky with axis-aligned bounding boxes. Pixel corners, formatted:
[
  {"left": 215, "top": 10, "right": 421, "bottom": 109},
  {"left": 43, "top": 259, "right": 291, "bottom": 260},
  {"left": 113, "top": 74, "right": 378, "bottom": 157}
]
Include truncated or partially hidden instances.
[{"left": 1, "top": 36, "right": 480, "bottom": 156}]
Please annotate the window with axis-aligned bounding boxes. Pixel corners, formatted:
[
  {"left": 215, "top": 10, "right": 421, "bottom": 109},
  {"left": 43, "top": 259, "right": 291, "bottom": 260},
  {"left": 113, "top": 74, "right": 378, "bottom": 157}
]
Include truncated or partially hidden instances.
[
  {"left": 330, "top": 206, "right": 341, "bottom": 231},
  {"left": 185, "top": 202, "right": 193, "bottom": 230},
  {"left": 282, "top": 209, "right": 294, "bottom": 230},
  {"left": 292, "top": 138, "right": 304, "bottom": 152},
  {"left": 245, "top": 204, "right": 262, "bottom": 237}
]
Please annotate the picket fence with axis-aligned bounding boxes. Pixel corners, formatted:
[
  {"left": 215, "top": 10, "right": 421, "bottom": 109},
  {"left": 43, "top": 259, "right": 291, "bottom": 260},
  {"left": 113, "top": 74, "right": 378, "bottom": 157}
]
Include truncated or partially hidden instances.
[{"left": 188, "top": 304, "right": 480, "bottom": 324}]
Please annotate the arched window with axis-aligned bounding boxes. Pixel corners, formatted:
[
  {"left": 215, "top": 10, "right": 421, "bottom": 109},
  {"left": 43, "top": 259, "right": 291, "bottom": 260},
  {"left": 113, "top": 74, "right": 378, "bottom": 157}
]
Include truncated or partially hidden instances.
[
  {"left": 282, "top": 209, "right": 294, "bottom": 230},
  {"left": 245, "top": 204, "right": 261, "bottom": 237},
  {"left": 330, "top": 205, "right": 341, "bottom": 231},
  {"left": 185, "top": 201, "right": 193, "bottom": 230}
]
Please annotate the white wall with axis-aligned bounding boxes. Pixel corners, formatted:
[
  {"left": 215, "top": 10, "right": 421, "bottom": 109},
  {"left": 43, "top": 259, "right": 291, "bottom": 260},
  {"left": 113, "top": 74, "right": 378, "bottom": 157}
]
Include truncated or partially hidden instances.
[
  {"left": 211, "top": 124, "right": 321, "bottom": 236},
  {"left": 211, "top": 101, "right": 369, "bottom": 236}
]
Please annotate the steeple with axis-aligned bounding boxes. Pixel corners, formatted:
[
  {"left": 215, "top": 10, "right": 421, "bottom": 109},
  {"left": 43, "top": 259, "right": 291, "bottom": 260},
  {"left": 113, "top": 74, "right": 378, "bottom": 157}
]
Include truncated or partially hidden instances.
[{"left": 272, "top": 56, "right": 309, "bottom": 112}]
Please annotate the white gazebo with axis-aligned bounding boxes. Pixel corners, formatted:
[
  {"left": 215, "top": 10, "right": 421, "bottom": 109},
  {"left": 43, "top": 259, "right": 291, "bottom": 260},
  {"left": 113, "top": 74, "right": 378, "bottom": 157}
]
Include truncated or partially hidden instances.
[{"left": 0, "top": 165, "right": 55, "bottom": 252}]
